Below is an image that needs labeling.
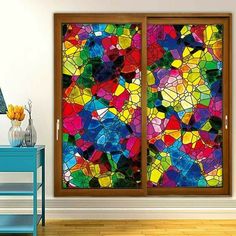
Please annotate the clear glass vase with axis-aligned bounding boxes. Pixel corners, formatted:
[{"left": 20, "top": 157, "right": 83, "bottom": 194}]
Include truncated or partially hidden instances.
[
  {"left": 25, "top": 119, "right": 37, "bottom": 147},
  {"left": 8, "top": 120, "right": 24, "bottom": 147}
]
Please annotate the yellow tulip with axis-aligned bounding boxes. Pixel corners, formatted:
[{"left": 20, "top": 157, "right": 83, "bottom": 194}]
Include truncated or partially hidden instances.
[
  {"left": 7, "top": 111, "right": 14, "bottom": 120},
  {"left": 19, "top": 113, "right": 25, "bottom": 121}
]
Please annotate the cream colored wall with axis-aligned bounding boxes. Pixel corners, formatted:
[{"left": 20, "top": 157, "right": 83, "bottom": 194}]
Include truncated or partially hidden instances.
[{"left": 0, "top": 0, "right": 235, "bottom": 218}]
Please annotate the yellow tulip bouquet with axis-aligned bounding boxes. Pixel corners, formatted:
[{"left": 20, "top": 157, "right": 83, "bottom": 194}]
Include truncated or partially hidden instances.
[
  {"left": 7, "top": 104, "right": 25, "bottom": 121},
  {"left": 7, "top": 104, "right": 26, "bottom": 146}
]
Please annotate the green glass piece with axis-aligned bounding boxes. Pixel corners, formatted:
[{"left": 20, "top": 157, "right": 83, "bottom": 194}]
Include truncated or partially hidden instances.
[
  {"left": 81, "top": 64, "right": 93, "bottom": 79},
  {"left": 116, "top": 26, "right": 123, "bottom": 36},
  {"left": 80, "top": 48, "right": 89, "bottom": 61},
  {"left": 63, "top": 133, "right": 69, "bottom": 142},
  {"left": 147, "top": 90, "right": 158, "bottom": 108},
  {"left": 105, "top": 24, "right": 115, "bottom": 34},
  {"left": 208, "top": 179, "right": 219, "bottom": 187},
  {"left": 75, "top": 133, "right": 81, "bottom": 141},
  {"left": 205, "top": 61, "right": 217, "bottom": 70},
  {"left": 77, "top": 76, "right": 95, "bottom": 89},
  {"left": 156, "top": 51, "right": 174, "bottom": 69},
  {"left": 108, "top": 154, "right": 117, "bottom": 172},
  {"left": 71, "top": 170, "right": 91, "bottom": 188},
  {"left": 73, "top": 56, "right": 83, "bottom": 67},
  {"left": 200, "top": 99, "right": 210, "bottom": 106}
]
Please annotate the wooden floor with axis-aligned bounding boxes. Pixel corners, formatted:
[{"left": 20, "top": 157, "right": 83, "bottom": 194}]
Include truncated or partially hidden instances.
[{"left": 3, "top": 220, "right": 236, "bottom": 236}]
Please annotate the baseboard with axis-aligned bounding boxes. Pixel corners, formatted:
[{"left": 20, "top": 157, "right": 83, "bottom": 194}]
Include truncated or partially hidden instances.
[
  {"left": 0, "top": 197, "right": 236, "bottom": 208},
  {"left": 0, "top": 198, "right": 236, "bottom": 219},
  {"left": 0, "top": 207, "right": 236, "bottom": 219}
]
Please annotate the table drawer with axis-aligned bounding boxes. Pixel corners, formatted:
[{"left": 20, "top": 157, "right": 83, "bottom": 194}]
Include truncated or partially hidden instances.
[{"left": 0, "top": 155, "right": 36, "bottom": 172}]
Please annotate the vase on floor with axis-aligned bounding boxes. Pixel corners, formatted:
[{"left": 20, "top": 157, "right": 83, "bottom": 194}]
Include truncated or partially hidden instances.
[
  {"left": 25, "top": 119, "right": 37, "bottom": 147},
  {"left": 8, "top": 120, "right": 24, "bottom": 147}
]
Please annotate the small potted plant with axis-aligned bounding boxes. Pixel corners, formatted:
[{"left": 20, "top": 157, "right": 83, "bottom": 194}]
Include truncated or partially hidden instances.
[{"left": 7, "top": 104, "right": 25, "bottom": 147}]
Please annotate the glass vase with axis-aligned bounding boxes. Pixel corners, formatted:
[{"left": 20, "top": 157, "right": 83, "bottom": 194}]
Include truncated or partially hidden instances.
[
  {"left": 25, "top": 119, "right": 37, "bottom": 147},
  {"left": 8, "top": 120, "right": 24, "bottom": 147}
]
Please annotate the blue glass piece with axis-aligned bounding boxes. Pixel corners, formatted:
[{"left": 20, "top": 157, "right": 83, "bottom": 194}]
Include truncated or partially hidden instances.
[
  {"left": 119, "top": 76, "right": 126, "bottom": 87},
  {"left": 97, "top": 134, "right": 106, "bottom": 145},
  {"left": 66, "top": 157, "right": 77, "bottom": 169}
]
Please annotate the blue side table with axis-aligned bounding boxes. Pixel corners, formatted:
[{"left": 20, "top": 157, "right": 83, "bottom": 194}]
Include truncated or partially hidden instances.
[{"left": 0, "top": 145, "right": 45, "bottom": 236}]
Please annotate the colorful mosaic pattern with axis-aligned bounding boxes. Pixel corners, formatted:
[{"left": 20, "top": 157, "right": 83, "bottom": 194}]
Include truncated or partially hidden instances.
[
  {"left": 147, "top": 24, "right": 223, "bottom": 187},
  {"left": 62, "top": 23, "right": 142, "bottom": 188}
]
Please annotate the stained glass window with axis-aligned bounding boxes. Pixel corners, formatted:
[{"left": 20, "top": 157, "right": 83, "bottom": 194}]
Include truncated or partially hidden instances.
[
  {"left": 147, "top": 24, "right": 223, "bottom": 188},
  {"left": 62, "top": 23, "right": 142, "bottom": 189}
]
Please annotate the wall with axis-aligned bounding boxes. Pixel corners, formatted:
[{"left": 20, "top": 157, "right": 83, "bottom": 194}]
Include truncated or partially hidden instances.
[{"left": 0, "top": 0, "right": 235, "bottom": 219}]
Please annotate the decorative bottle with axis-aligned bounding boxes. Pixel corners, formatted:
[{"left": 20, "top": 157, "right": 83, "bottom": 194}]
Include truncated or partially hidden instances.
[{"left": 25, "top": 119, "right": 37, "bottom": 147}]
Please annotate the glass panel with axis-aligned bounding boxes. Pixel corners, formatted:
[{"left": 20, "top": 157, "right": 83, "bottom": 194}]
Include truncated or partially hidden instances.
[
  {"left": 62, "top": 23, "right": 142, "bottom": 189},
  {"left": 147, "top": 24, "right": 223, "bottom": 188}
]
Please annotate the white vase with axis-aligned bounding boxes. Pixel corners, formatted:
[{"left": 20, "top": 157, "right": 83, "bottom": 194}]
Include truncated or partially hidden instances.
[{"left": 8, "top": 120, "right": 24, "bottom": 147}]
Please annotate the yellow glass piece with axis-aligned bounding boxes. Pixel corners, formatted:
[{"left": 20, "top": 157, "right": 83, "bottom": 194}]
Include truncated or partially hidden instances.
[
  {"left": 192, "top": 131, "right": 200, "bottom": 143},
  {"left": 118, "top": 36, "right": 132, "bottom": 49},
  {"left": 98, "top": 175, "right": 111, "bottom": 187},
  {"left": 123, "top": 28, "right": 130, "bottom": 36},
  {"left": 204, "top": 52, "right": 213, "bottom": 61},
  {"left": 217, "top": 168, "right": 222, "bottom": 177},
  {"left": 74, "top": 69, "right": 81, "bottom": 76},
  {"left": 150, "top": 159, "right": 163, "bottom": 184},
  {"left": 63, "top": 61, "right": 76, "bottom": 75},
  {"left": 182, "top": 112, "right": 192, "bottom": 125},
  {"left": 162, "top": 100, "right": 171, "bottom": 108},
  {"left": 192, "top": 91, "right": 201, "bottom": 100},
  {"left": 181, "top": 100, "right": 192, "bottom": 110},
  {"left": 183, "top": 72, "right": 188, "bottom": 79},
  {"left": 198, "top": 85, "right": 210, "bottom": 94},
  {"left": 187, "top": 72, "right": 200, "bottom": 83},
  {"left": 65, "top": 41, "right": 73, "bottom": 49},
  {"left": 176, "top": 84, "right": 185, "bottom": 94},
  {"left": 167, "top": 130, "right": 181, "bottom": 139},
  {"left": 161, "top": 90, "right": 173, "bottom": 102},
  {"left": 204, "top": 26, "right": 213, "bottom": 43},
  {"left": 183, "top": 132, "right": 193, "bottom": 144},
  {"left": 83, "top": 95, "right": 92, "bottom": 104},
  {"left": 114, "top": 85, "right": 125, "bottom": 96},
  {"left": 188, "top": 58, "right": 200, "bottom": 65},
  {"left": 157, "top": 112, "right": 165, "bottom": 119},
  {"left": 94, "top": 164, "right": 100, "bottom": 176},
  {"left": 118, "top": 108, "right": 131, "bottom": 123},
  {"left": 201, "top": 121, "right": 212, "bottom": 131},
  {"left": 207, "top": 178, "right": 219, "bottom": 187},
  {"left": 204, "top": 25, "right": 219, "bottom": 45},
  {"left": 126, "top": 83, "right": 139, "bottom": 92},
  {"left": 180, "top": 25, "right": 191, "bottom": 37},
  {"left": 182, "top": 47, "right": 194, "bottom": 58},
  {"left": 150, "top": 169, "right": 162, "bottom": 183},
  {"left": 192, "top": 50, "right": 203, "bottom": 59},
  {"left": 90, "top": 163, "right": 100, "bottom": 177},
  {"left": 148, "top": 108, "right": 160, "bottom": 120},
  {"left": 109, "top": 107, "right": 118, "bottom": 115},
  {"left": 147, "top": 71, "right": 155, "bottom": 85},
  {"left": 171, "top": 59, "right": 182, "bottom": 68},
  {"left": 165, "top": 89, "right": 177, "bottom": 100},
  {"left": 66, "top": 86, "right": 92, "bottom": 105},
  {"left": 63, "top": 66, "right": 72, "bottom": 76},
  {"left": 131, "top": 94, "right": 140, "bottom": 104},
  {"left": 66, "top": 46, "right": 78, "bottom": 55},
  {"left": 186, "top": 85, "right": 193, "bottom": 92}
]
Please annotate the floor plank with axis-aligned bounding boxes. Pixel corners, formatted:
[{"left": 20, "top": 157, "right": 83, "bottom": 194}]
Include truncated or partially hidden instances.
[{"left": 1, "top": 220, "right": 236, "bottom": 236}]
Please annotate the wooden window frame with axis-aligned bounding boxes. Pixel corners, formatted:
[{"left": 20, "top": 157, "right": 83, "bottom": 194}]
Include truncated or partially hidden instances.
[
  {"left": 54, "top": 13, "right": 232, "bottom": 196},
  {"left": 147, "top": 14, "right": 232, "bottom": 196},
  {"left": 54, "top": 14, "right": 147, "bottom": 196}
]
